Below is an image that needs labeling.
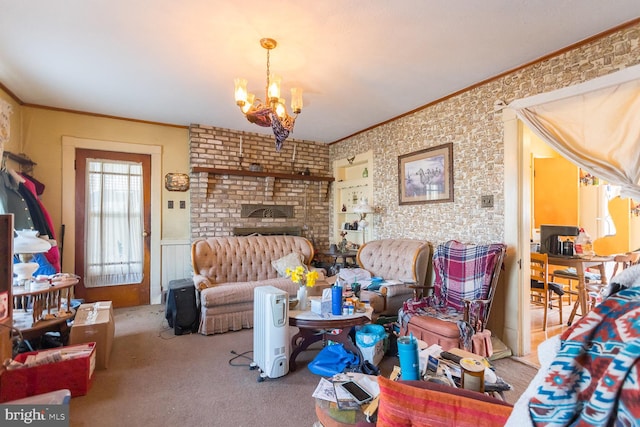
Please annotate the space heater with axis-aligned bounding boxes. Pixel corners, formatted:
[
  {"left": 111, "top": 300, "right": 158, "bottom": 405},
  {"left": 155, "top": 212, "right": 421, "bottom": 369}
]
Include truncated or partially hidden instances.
[{"left": 253, "top": 286, "right": 290, "bottom": 379}]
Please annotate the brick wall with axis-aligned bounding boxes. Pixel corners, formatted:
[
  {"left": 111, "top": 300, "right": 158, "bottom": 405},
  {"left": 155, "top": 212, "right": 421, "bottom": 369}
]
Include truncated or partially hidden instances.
[
  {"left": 189, "top": 125, "right": 331, "bottom": 249},
  {"left": 330, "top": 22, "right": 640, "bottom": 246}
]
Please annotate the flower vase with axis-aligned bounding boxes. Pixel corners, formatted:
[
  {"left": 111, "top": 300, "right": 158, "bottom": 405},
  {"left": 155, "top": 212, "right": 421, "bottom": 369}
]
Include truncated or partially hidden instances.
[{"left": 297, "top": 286, "right": 308, "bottom": 310}]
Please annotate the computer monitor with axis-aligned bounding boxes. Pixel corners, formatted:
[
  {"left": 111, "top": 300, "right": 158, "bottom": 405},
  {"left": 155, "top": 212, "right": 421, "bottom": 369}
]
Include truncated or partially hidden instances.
[{"left": 540, "top": 225, "right": 580, "bottom": 255}]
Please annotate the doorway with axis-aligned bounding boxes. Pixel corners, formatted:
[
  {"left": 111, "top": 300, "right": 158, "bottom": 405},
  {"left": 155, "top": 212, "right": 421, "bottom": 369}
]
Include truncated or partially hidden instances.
[
  {"left": 74, "top": 149, "right": 151, "bottom": 307},
  {"left": 61, "top": 137, "right": 162, "bottom": 306}
]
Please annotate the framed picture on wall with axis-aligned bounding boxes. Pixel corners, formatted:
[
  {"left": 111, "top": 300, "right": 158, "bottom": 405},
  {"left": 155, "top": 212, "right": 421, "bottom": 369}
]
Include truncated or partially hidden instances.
[{"left": 398, "top": 143, "right": 453, "bottom": 205}]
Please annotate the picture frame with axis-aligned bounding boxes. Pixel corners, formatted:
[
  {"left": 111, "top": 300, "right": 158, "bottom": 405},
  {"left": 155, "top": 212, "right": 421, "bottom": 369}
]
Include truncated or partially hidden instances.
[{"left": 398, "top": 143, "right": 453, "bottom": 205}]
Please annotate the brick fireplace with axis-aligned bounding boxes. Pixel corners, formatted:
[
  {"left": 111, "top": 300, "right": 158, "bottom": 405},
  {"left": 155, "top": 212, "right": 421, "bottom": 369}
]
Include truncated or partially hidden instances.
[{"left": 189, "top": 124, "right": 332, "bottom": 250}]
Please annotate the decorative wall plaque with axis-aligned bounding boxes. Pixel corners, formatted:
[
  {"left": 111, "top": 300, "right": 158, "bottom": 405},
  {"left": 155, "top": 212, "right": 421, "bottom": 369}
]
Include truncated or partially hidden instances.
[{"left": 165, "top": 173, "right": 190, "bottom": 191}]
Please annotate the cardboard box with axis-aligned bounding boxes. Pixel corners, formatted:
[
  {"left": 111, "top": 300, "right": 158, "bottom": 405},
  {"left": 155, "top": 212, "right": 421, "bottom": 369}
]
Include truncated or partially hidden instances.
[
  {"left": 0, "top": 342, "right": 96, "bottom": 402},
  {"left": 70, "top": 301, "right": 114, "bottom": 369}
]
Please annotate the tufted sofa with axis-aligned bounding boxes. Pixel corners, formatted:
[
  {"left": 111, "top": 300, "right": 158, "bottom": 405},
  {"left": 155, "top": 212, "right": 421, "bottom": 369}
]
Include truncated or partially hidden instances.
[
  {"left": 191, "top": 235, "right": 315, "bottom": 335},
  {"left": 356, "top": 238, "right": 432, "bottom": 317}
]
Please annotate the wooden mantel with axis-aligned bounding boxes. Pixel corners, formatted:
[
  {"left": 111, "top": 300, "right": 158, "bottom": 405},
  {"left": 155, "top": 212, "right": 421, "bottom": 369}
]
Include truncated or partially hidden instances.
[{"left": 192, "top": 166, "right": 335, "bottom": 183}]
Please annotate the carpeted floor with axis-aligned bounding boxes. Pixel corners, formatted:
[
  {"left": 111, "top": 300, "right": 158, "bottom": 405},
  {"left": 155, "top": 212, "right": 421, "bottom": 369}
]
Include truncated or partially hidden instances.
[{"left": 68, "top": 305, "right": 537, "bottom": 427}]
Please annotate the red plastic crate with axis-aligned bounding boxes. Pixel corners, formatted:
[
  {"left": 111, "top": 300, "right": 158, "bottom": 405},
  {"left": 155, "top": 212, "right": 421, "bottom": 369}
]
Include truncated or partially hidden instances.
[{"left": 0, "top": 342, "right": 96, "bottom": 402}]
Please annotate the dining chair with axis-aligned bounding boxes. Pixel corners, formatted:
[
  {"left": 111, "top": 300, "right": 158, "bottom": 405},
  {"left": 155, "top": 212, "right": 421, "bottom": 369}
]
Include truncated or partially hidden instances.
[
  {"left": 611, "top": 252, "right": 640, "bottom": 278},
  {"left": 530, "top": 252, "right": 565, "bottom": 331},
  {"left": 549, "top": 265, "right": 601, "bottom": 306}
]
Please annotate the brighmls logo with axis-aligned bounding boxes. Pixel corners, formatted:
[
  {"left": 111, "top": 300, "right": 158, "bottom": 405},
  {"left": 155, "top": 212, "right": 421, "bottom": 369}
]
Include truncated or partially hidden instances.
[
  {"left": 1, "top": 405, "right": 68, "bottom": 426},
  {"left": 5, "top": 408, "right": 47, "bottom": 423}
]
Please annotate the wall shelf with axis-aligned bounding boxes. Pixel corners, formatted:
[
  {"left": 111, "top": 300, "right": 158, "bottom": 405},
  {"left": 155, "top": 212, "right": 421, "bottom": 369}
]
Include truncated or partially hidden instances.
[
  {"left": 2, "top": 151, "right": 37, "bottom": 173},
  {"left": 192, "top": 166, "right": 335, "bottom": 183}
]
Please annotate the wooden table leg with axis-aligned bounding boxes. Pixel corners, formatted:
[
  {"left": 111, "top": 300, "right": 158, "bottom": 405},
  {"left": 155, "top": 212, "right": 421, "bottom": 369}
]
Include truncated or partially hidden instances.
[
  {"left": 567, "top": 262, "right": 608, "bottom": 326},
  {"left": 567, "top": 268, "right": 586, "bottom": 326},
  {"left": 289, "top": 328, "right": 323, "bottom": 372}
]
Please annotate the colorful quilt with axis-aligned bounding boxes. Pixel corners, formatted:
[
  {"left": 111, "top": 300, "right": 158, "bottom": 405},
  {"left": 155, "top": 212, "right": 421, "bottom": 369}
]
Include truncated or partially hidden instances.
[{"left": 529, "top": 281, "right": 640, "bottom": 426}]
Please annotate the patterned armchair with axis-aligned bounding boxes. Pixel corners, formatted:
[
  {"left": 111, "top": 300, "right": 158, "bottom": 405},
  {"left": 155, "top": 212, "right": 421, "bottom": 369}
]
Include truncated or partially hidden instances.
[{"left": 399, "top": 240, "right": 506, "bottom": 357}]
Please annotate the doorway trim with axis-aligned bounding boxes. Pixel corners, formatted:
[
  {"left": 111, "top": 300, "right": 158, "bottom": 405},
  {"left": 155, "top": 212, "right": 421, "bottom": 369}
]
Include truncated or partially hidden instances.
[
  {"left": 61, "top": 136, "right": 162, "bottom": 304},
  {"left": 502, "top": 108, "right": 532, "bottom": 357}
]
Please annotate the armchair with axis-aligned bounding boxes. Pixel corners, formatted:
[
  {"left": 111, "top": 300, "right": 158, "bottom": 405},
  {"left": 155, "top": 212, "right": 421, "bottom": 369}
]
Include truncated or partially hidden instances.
[
  {"left": 356, "top": 239, "right": 431, "bottom": 317},
  {"left": 399, "top": 240, "right": 506, "bottom": 357}
]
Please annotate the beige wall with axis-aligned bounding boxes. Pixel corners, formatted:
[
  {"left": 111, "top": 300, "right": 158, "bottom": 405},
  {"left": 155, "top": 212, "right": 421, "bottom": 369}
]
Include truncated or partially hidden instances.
[
  {"left": 5, "top": 105, "right": 190, "bottom": 241},
  {"left": 0, "top": 95, "right": 189, "bottom": 302}
]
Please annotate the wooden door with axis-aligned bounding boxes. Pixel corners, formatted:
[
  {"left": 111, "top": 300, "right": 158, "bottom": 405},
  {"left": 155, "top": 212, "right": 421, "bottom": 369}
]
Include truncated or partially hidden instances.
[
  {"left": 533, "top": 157, "right": 579, "bottom": 228},
  {"left": 74, "top": 149, "right": 151, "bottom": 307}
]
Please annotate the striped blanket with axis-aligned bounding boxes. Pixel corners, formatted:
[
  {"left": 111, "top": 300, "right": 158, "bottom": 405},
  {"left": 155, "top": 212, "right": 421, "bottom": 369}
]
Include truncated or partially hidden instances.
[{"left": 529, "top": 279, "right": 640, "bottom": 426}]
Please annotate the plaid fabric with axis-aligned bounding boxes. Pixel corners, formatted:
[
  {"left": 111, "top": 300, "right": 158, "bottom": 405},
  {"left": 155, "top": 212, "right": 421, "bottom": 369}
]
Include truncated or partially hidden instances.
[
  {"left": 529, "top": 282, "right": 640, "bottom": 426},
  {"left": 399, "top": 241, "right": 505, "bottom": 350},
  {"left": 433, "top": 240, "right": 505, "bottom": 312}
]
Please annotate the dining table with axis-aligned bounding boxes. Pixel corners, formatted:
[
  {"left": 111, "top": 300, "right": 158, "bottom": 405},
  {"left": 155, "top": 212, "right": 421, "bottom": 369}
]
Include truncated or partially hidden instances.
[{"left": 547, "top": 254, "right": 614, "bottom": 325}]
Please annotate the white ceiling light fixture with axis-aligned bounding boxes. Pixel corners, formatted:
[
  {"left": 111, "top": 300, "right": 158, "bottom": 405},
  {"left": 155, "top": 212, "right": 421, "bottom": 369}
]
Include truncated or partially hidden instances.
[{"left": 234, "top": 38, "right": 303, "bottom": 152}]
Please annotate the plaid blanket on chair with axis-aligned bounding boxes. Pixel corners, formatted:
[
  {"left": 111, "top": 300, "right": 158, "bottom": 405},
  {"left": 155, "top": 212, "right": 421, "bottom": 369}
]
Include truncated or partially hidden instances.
[
  {"left": 399, "top": 240, "right": 505, "bottom": 350},
  {"left": 529, "top": 280, "right": 640, "bottom": 426}
]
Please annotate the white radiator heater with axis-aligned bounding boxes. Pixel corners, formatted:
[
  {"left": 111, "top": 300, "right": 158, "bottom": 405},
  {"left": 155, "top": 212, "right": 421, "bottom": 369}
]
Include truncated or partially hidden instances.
[{"left": 253, "top": 286, "right": 290, "bottom": 379}]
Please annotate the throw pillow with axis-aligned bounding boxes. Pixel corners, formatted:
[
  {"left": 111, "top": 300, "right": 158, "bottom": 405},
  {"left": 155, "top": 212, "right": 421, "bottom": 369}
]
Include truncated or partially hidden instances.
[
  {"left": 271, "top": 252, "right": 304, "bottom": 277},
  {"left": 376, "top": 377, "right": 512, "bottom": 427}
]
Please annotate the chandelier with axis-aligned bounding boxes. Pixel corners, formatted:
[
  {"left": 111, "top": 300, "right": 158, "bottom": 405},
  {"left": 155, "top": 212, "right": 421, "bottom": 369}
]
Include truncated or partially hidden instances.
[{"left": 234, "top": 38, "right": 303, "bottom": 151}]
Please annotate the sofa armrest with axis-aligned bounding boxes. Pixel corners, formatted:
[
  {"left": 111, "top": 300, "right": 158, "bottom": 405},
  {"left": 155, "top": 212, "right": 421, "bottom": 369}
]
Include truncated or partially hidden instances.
[
  {"left": 379, "top": 283, "right": 415, "bottom": 298},
  {"left": 193, "top": 274, "right": 213, "bottom": 291}
]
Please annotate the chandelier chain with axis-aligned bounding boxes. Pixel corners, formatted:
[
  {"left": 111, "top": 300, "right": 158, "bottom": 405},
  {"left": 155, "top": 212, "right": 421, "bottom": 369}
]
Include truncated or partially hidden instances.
[{"left": 265, "top": 48, "right": 271, "bottom": 102}]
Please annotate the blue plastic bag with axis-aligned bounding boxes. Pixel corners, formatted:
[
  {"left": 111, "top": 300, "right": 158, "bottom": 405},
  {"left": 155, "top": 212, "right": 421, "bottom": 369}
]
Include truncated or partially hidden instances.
[
  {"left": 355, "top": 324, "right": 386, "bottom": 348},
  {"left": 307, "top": 343, "right": 360, "bottom": 376}
]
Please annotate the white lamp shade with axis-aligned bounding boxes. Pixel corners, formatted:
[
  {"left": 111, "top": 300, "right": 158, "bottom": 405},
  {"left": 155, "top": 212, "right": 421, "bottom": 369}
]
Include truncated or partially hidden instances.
[
  {"left": 353, "top": 199, "right": 374, "bottom": 214},
  {"left": 14, "top": 229, "right": 52, "bottom": 254}
]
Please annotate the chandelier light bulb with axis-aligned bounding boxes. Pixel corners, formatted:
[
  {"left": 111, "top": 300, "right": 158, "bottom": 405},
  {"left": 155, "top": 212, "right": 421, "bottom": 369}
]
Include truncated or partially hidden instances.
[
  {"left": 242, "top": 93, "right": 255, "bottom": 114},
  {"left": 291, "top": 87, "right": 303, "bottom": 114},
  {"left": 234, "top": 78, "right": 248, "bottom": 106},
  {"left": 268, "top": 74, "right": 281, "bottom": 101}
]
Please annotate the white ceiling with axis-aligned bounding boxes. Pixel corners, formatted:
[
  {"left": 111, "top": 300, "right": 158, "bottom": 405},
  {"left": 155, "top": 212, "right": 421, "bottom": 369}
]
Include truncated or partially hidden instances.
[{"left": 1, "top": 1, "right": 639, "bottom": 143}]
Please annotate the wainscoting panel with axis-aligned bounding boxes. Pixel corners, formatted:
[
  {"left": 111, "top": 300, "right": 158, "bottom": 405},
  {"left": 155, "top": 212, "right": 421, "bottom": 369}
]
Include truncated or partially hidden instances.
[{"left": 161, "top": 240, "right": 192, "bottom": 293}]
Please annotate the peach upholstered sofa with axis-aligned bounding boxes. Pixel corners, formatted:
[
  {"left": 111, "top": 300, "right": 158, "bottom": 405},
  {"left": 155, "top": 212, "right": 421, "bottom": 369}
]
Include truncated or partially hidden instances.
[{"left": 191, "top": 235, "right": 315, "bottom": 335}]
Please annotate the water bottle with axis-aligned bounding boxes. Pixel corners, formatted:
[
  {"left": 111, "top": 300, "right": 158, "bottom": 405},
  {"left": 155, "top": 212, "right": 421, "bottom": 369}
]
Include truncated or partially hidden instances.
[
  {"left": 397, "top": 333, "right": 420, "bottom": 380},
  {"left": 332, "top": 279, "right": 343, "bottom": 315}
]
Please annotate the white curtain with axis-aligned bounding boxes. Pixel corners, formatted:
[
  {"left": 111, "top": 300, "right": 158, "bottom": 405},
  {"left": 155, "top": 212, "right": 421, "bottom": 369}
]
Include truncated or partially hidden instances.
[
  {"left": 85, "top": 159, "right": 143, "bottom": 287},
  {"left": 509, "top": 64, "right": 640, "bottom": 201}
]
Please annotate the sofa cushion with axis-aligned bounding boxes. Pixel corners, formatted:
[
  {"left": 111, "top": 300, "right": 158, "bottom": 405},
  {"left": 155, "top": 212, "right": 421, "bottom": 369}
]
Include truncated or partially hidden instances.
[
  {"left": 200, "top": 278, "right": 298, "bottom": 308},
  {"left": 376, "top": 376, "right": 512, "bottom": 427},
  {"left": 271, "top": 251, "right": 305, "bottom": 277}
]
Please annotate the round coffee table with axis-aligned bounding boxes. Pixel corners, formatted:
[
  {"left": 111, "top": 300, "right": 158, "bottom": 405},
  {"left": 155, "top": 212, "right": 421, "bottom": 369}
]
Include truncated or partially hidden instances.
[{"left": 288, "top": 307, "right": 373, "bottom": 371}]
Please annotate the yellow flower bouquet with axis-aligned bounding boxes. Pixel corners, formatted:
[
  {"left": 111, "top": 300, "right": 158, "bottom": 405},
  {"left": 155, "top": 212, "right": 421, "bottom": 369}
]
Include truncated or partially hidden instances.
[{"left": 285, "top": 265, "right": 319, "bottom": 288}]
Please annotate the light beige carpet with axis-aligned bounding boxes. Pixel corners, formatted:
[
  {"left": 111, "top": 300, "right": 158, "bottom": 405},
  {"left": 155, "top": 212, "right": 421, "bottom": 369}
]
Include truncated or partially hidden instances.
[{"left": 68, "top": 305, "right": 537, "bottom": 427}]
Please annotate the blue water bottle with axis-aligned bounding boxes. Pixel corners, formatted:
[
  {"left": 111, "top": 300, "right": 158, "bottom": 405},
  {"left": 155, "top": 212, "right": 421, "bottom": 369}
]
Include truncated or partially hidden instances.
[
  {"left": 397, "top": 333, "right": 420, "bottom": 380},
  {"left": 332, "top": 280, "right": 343, "bottom": 315}
]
